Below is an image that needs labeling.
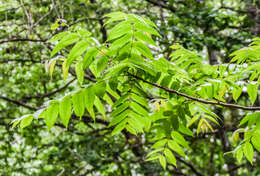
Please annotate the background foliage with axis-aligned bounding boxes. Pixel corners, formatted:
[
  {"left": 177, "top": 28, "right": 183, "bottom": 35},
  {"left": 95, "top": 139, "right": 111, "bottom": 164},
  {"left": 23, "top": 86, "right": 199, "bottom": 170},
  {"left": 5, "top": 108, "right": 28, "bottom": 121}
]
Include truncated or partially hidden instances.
[{"left": 0, "top": 0, "right": 259, "bottom": 175}]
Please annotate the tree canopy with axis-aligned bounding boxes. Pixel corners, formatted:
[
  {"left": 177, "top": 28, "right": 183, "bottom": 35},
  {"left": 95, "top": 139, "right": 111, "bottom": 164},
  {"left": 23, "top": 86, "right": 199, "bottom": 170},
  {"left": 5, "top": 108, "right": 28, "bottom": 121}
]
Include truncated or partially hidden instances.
[{"left": 0, "top": 0, "right": 259, "bottom": 175}]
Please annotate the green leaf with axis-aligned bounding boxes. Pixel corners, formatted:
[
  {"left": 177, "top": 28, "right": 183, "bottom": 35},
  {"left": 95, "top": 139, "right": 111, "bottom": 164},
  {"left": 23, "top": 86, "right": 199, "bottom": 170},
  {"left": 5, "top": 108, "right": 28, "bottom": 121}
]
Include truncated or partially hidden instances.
[
  {"left": 134, "top": 23, "right": 160, "bottom": 37},
  {"left": 95, "top": 81, "right": 107, "bottom": 98},
  {"left": 72, "top": 91, "right": 85, "bottom": 118},
  {"left": 11, "top": 118, "right": 20, "bottom": 129},
  {"left": 62, "top": 60, "right": 69, "bottom": 80},
  {"left": 134, "top": 31, "right": 157, "bottom": 46},
  {"left": 113, "top": 95, "right": 130, "bottom": 109},
  {"left": 33, "top": 108, "right": 46, "bottom": 119},
  {"left": 126, "top": 124, "right": 137, "bottom": 135},
  {"left": 177, "top": 107, "right": 187, "bottom": 124},
  {"left": 111, "top": 119, "right": 127, "bottom": 135},
  {"left": 83, "top": 47, "right": 98, "bottom": 69},
  {"left": 75, "top": 60, "right": 84, "bottom": 85},
  {"left": 187, "top": 115, "right": 200, "bottom": 127},
  {"left": 160, "top": 75, "right": 172, "bottom": 88},
  {"left": 67, "top": 40, "right": 89, "bottom": 66},
  {"left": 152, "top": 139, "right": 167, "bottom": 149},
  {"left": 197, "top": 103, "right": 220, "bottom": 120},
  {"left": 104, "top": 12, "right": 127, "bottom": 25},
  {"left": 78, "top": 29, "right": 92, "bottom": 38},
  {"left": 130, "top": 111, "right": 149, "bottom": 129},
  {"left": 110, "top": 103, "right": 129, "bottom": 117},
  {"left": 51, "top": 33, "right": 79, "bottom": 57},
  {"left": 127, "top": 115, "right": 144, "bottom": 133},
  {"left": 145, "top": 154, "right": 160, "bottom": 161},
  {"left": 202, "top": 114, "right": 220, "bottom": 126},
  {"left": 104, "top": 62, "right": 129, "bottom": 79},
  {"left": 20, "top": 114, "right": 33, "bottom": 129},
  {"left": 203, "top": 119, "right": 214, "bottom": 132},
  {"left": 47, "top": 31, "right": 69, "bottom": 43},
  {"left": 239, "top": 112, "right": 260, "bottom": 127},
  {"left": 170, "top": 116, "right": 179, "bottom": 130},
  {"left": 239, "top": 115, "right": 250, "bottom": 126},
  {"left": 104, "top": 12, "right": 126, "bottom": 19},
  {"left": 247, "top": 83, "right": 258, "bottom": 105},
  {"left": 129, "top": 58, "right": 157, "bottom": 76},
  {"left": 130, "top": 101, "right": 148, "bottom": 116},
  {"left": 59, "top": 96, "right": 71, "bottom": 128},
  {"left": 51, "top": 23, "right": 58, "bottom": 31},
  {"left": 107, "top": 23, "right": 132, "bottom": 41},
  {"left": 130, "top": 93, "right": 148, "bottom": 107},
  {"left": 168, "top": 140, "right": 185, "bottom": 157},
  {"left": 84, "top": 86, "right": 96, "bottom": 120},
  {"left": 133, "top": 41, "right": 153, "bottom": 58},
  {"left": 232, "top": 86, "right": 243, "bottom": 102},
  {"left": 251, "top": 134, "right": 260, "bottom": 152},
  {"left": 178, "top": 124, "right": 194, "bottom": 137},
  {"left": 147, "top": 148, "right": 164, "bottom": 158},
  {"left": 110, "top": 33, "right": 132, "bottom": 49},
  {"left": 164, "top": 148, "right": 176, "bottom": 166},
  {"left": 159, "top": 155, "right": 167, "bottom": 170},
  {"left": 232, "top": 129, "right": 241, "bottom": 144},
  {"left": 197, "top": 118, "right": 203, "bottom": 135},
  {"left": 244, "top": 130, "right": 254, "bottom": 140},
  {"left": 48, "top": 58, "right": 57, "bottom": 78},
  {"left": 45, "top": 102, "right": 59, "bottom": 130},
  {"left": 109, "top": 109, "right": 130, "bottom": 127},
  {"left": 236, "top": 146, "right": 243, "bottom": 163},
  {"left": 108, "top": 78, "right": 118, "bottom": 91},
  {"left": 171, "top": 131, "right": 190, "bottom": 149},
  {"left": 94, "top": 96, "right": 106, "bottom": 119},
  {"left": 103, "top": 93, "right": 114, "bottom": 106},
  {"left": 243, "top": 142, "right": 254, "bottom": 164},
  {"left": 97, "top": 55, "right": 109, "bottom": 73}
]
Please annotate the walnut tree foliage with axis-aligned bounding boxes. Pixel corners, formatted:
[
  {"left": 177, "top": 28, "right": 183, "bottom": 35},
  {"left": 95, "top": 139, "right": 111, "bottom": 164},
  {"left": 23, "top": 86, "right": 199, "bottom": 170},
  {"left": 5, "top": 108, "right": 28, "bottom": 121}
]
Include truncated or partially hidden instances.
[
  {"left": 13, "top": 11, "right": 260, "bottom": 170},
  {"left": 1, "top": 0, "right": 260, "bottom": 175}
]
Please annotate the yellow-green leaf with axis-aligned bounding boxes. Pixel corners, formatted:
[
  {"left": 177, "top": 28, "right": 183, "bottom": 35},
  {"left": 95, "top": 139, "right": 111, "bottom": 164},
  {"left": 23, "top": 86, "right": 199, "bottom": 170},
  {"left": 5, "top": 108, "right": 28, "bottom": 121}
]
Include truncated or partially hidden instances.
[
  {"left": 20, "top": 114, "right": 33, "bottom": 129},
  {"left": 168, "top": 140, "right": 185, "bottom": 157},
  {"left": 49, "top": 59, "right": 57, "bottom": 78},
  {"left": 247, "top": 83, "right": 258, "bottom": 105},
  {"left": 236, "top": 146, "right": 243, "bottom": 163},
  {"left": 197, "top": 119, "right": 204, "bottom": 135},
  {"left": 45, "top": 102, "right": 59, "bottom": 130},
  {"left": 164, "top": 148, "right": 176, "bottom": 166},
  {"left": 75, "top": 60, "right": 84, "bottom": 85},
  {"left": 159, "top": 155, "right": 167, "bottom": 170},
  {"left": 62, "top": 59, "right": 69, "bottom": 81},
  {"left": 243, "top": 142, "right": 254, "bottom": 164},
  {"left": 72, "top": 91, "right": 85, "bottom": 119},
  {"left": 59, "top": 96, "right": 72, "bottom": 128}
]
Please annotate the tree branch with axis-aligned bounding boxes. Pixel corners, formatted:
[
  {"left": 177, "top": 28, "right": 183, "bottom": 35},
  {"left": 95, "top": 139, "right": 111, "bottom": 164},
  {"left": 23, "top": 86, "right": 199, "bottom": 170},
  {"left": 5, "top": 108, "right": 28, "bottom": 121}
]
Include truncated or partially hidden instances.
[
  {"left": 175, "top": 155, "right": 203, "bottom": 176},
  {"left": 0, "top": 58, "right": 41, "bottom": 63},
  {"left": 0, "top": 16, "right": 101, "bottom": 45},
  {"left": 0, "top": 38, "right": 48, "bottom": 44},
  {"left": 0, "top": 96, "right": 37, "bottom": 110},
  {"left": 130, "top": 74, "right": 260, "bottom": 110},
  {"left": 23, "top": 78, "right": 75, "bottom": 99}
]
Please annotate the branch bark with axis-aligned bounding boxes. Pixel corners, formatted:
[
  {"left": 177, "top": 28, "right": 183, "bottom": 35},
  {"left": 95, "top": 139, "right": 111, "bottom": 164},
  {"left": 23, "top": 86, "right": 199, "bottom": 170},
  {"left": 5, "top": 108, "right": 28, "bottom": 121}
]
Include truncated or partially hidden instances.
[
  {"left": 175, "top": 155, "right": 203, "bottom": 176},
  {"left": 130, "top": 74, "right": 260, "bottom": 110},
  {"left": 0, "top": 96, "right": 37, "bottom": 110},
  {"left": 23, "top": 78, "right": 75, "bottom": 99}
]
